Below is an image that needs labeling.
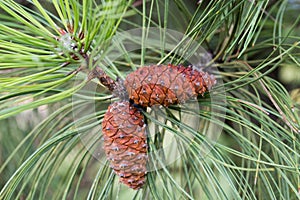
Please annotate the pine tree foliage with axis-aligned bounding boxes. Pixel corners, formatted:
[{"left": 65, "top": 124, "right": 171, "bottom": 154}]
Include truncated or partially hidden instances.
[{"left": 0, "top": 0, "right": 299, "bottom": 199}]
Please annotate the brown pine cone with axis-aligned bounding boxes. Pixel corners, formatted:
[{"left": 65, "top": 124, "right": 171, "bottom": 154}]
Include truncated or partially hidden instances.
[
  {"left": 124, "top": 64, "right": 216, "bottom": 107},
  {"left": 102, "top": 101, "right": 147, "bottom": 189}
]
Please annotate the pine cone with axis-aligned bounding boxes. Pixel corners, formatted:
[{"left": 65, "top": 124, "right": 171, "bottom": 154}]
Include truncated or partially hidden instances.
[
  {"left": 102, "top": 101, "right": 148, "bottom": 189},
  {"left": 124, "top": 64, "right": 216, "bottom": 107}
]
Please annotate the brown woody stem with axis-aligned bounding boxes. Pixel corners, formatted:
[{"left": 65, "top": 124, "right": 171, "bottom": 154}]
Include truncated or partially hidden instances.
[{"left": 88, "top": 66, "right": 117, "bottom": 92}]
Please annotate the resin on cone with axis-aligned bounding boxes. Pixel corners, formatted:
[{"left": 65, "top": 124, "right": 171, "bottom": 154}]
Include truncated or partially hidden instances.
[
  {"left": 102, "top": 101, "right": 147, "bottom": 189},
  {"left": 124, "top": 64, "right": 216, "bottom": 107}
]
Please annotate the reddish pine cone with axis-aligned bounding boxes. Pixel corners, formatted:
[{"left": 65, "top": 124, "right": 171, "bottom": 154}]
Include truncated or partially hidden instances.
[
  {"left": 102, "top": 101, "right": 147, "bottom": 189},
  {"left": 124, "top": 64, "right": 216, "bottom": 107}
]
